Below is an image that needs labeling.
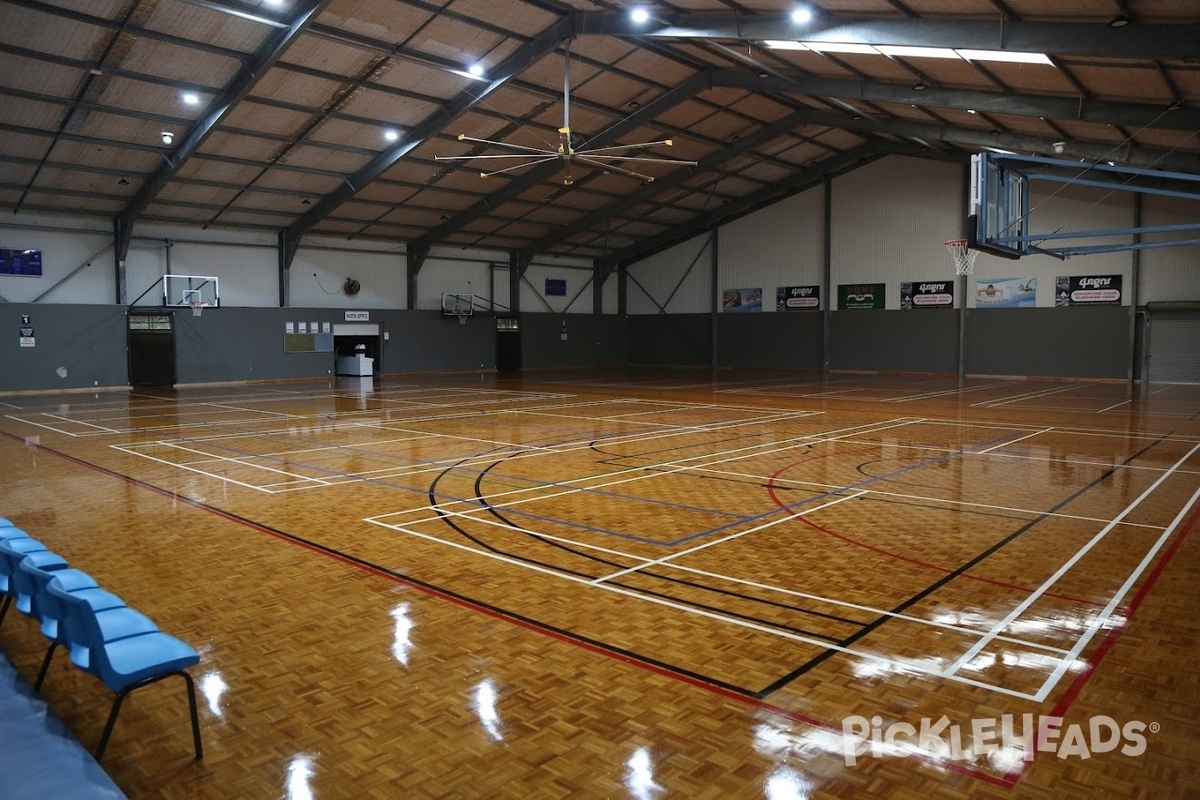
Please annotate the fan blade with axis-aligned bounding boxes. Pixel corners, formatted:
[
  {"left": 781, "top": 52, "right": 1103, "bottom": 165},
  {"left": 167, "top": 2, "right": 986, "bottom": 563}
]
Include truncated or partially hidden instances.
[
  {"left": 479, "top": 156, "right": 559, "bottom": 178},
  {"left": 575, "top": 154, "right": 698, "bottom": 166},
  {"left": 577, "top": 139, "right": 677, "bottom": 155},
  {"left": 576, "top": 157, "right": 655, "bottom": 182},
  {"left": 456, "top": 135, "right": 557, "bottom": 156},
  {"left": 435, "top": 153, "right": 560, "bottom": 161}
]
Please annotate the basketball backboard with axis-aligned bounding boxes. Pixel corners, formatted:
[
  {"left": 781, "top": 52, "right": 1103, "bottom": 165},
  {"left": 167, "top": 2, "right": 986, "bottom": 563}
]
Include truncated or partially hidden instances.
[{"left": 163, "top": 274, "right": 219, "bottom": 308}]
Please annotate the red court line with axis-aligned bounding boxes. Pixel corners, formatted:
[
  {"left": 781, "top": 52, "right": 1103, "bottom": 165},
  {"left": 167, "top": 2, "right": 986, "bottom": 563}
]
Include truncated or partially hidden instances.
[{"left": 767, "top": 452, "right": 1108, "bottom": 608}]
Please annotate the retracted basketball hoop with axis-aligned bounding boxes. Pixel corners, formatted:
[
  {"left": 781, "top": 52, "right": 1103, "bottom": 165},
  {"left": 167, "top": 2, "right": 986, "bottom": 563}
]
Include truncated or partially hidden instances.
[{"left": 944, "top": 238, "right": 979, "bottom": 276}]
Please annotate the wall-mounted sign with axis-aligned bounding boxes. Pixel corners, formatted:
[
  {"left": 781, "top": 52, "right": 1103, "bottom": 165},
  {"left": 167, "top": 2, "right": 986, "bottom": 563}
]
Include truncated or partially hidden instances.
[
  {"left": 345, "top": 311, "right": 370, "bottom": 321},
  {"left": 901, "top": 281, "right": 954, "bottom": 309},
  {"left": 19, "top": 327, "right": 33, "bottom": 337},
  {"left": 0, "top": 249, "right": 42, "bottom": 276},
  {"left": 285, "top": 321, "right": 295, "bottom": 333},
  {"left": 722, "top": 287, "right": 763, "bottom": 312},
  {"left": 1055, "top": 275, "right": 1122, "bottom": 306},
  {"left": 545, "top": 278, "right": 567, "bottom": 297},
  {"left": 776, "top": 285, "right": 820, "bottom": 311},
  {"left": 19, "top": 337, "right": 35, "bottom": 348},
  {"left": 838, "top": 283, "right": 885, "bottom": 310},
  {"left": 975, "top": 277, "right": 1036, "bottom": 308}
]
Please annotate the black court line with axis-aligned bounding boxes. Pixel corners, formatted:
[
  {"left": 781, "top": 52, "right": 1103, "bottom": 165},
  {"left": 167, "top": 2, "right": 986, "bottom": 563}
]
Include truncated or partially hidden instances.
[{"left": 754, "top": 432, "right": 1171, "bottom": 697}]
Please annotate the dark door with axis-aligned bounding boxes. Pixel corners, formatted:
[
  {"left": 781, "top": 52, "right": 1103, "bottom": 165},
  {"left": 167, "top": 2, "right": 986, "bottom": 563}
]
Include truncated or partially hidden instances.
[
  {"left": 128, "top": 312, "right": 177, "bottom": 387},
  {"left": 496, "top": 316, "right": 521, "bottom": 371}
]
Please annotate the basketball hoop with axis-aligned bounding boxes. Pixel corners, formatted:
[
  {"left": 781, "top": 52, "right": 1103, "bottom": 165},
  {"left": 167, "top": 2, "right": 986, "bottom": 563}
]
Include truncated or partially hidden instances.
[
  {"left": 190, "top": 300, "right": 204, "bottom": 317},
  {"left": 456, "top": 311, "right": 468, "bottom": 326},
  {"left": 944, "top": 238, "right": 979, "bottom": 276}
]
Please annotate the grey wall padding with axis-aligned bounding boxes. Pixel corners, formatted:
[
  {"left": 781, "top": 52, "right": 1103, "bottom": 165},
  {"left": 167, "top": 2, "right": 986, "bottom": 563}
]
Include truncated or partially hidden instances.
[
  {"left": 0, "top": 304, "right": 128, "bottom": 391},
  {"left": 829, "top": 310, "right": 959, "bottom": 373},
  {"left": 965, "top": 307, "right": 1130, "bottom": 379},
  {"left": 519, "top": 313, "right": 628, "bottom": 369},
  {"left": 627, "top": 314, "right": 712, "bottom": 366},
  {"left": 717, "top": 313, "right": 823, "bottom": 370}
]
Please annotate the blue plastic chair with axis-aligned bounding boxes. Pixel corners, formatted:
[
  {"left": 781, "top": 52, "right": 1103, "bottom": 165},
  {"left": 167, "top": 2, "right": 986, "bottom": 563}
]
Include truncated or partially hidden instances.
[
  {"left": 0, "top": 536, "right": 50, "bottom": 627},
  {"left": 17, "top": 555, "right": 143, "bottom": 691},
  {"left": 45, "top": 577, "right": 203, "bottom": 761}
]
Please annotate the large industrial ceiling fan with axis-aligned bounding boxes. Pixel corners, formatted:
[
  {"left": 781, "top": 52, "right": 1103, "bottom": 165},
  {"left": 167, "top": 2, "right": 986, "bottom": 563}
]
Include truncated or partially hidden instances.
[{"left": 434, "top": 40, "right": 697, "bottom": 185}]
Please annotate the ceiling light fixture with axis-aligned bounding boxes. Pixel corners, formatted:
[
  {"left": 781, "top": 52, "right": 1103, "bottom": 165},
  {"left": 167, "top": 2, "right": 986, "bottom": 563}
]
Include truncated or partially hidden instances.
[
  {"left": 161, "top": 131, "right": 174, "bottom": 144},
  {"left": 182, "top": 92, "right": 200, "bottom": 105},
  {"left": 966, "top": 108, "right": 977, "bottom": 114},
  {"left": 301, "top": 198, "right": 311, "bottom": 204},
  {"left": 1107, "top": 13, "right": 1131, "bottom": 28},
  {"left": 791, "top": 6, "right": 813, "bottom": 23},
  {"left": 467, "top": 63, "right": 484, "bottom": 77},
  {"left": 434, "top": 39, "right": 695, "bottom": 186},
  {"left": 118, "top": 177, "right": 130, "bottom": 185},
  {"left": 912, "top": 81, "right": 927, "bottom": 91},
  {"left": 384, "top": 129, "right": 399, "bottom": 142},
  {"left": 631, "top": 7, "right": 650, "bottom": 24}
]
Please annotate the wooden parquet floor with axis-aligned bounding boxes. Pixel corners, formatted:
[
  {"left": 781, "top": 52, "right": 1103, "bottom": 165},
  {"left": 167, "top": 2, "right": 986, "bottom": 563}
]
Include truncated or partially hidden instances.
[{"left": 1, "top": 369, "right": 1198, "bottom": 798}]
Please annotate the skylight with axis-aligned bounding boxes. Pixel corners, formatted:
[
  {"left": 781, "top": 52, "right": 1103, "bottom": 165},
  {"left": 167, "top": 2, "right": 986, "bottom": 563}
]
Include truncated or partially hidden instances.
[{"left": 764, "top": 40, "right": 1052, "bottom": 65}]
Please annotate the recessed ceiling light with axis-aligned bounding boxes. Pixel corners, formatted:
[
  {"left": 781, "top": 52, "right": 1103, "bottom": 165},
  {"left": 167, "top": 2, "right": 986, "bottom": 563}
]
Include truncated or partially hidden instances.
[
  {"left": 467, "top": 63, "right": 484, "bottom": 77},
  {"left": 631, "top": 7, "right": 650, "bottom": 23},
  {"left": 791, "top": 6, "right": 812, "bottom": 23},
  {"left": 384, "top": 129, "right": 399, "bottom": 142},
  {"left": 182, "top": 92, "right": 199, "bottom": 105}
]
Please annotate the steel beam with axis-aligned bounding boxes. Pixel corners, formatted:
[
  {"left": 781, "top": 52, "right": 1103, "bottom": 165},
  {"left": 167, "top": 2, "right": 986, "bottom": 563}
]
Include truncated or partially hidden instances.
[
  {"left": 615, "top": 144, "right": 882, "bottom": 266},
  {"left": 577, "top": 13, "right": 1200, "bottom": 60},
  {"left": 714, "top": 71, "right": 1200, "bottom": 133},
  {"left": 280, "top": 15, "right": 576, "bottom": 271},
  {"left": 114, "top": 0, "right": 331, "bottom": 260}
]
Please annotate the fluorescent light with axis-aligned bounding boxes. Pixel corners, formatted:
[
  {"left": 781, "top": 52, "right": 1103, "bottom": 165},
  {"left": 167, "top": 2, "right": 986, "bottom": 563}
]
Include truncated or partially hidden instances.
[
  {"left": 802, "top": 41, "right": 878, "bottom": 55},
  {"left": 763, "top": 40, "right": 807, "bottom": 50},
  {"left": 631, "top": 7, "right": 650, "bottom": 23},
  {"left": 877, "top": 45, "right": 959, "bottom": 59},
  {"left": 957, "top": 49, "right": 1052, "bottom": 64},
  {"left": 791, "top": 6, "right": 812, "bottom": 23}
]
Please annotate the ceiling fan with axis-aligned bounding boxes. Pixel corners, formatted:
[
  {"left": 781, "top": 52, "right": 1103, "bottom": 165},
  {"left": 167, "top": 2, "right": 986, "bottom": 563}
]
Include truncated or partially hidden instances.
[{"left": 434, "top": 39, "right": 697, "bottom": 185}]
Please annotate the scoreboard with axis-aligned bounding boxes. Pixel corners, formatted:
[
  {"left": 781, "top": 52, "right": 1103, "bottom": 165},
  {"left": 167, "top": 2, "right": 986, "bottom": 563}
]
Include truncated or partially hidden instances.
[{"left": 0, "top": 249, "right": 42, "bottom": 276}]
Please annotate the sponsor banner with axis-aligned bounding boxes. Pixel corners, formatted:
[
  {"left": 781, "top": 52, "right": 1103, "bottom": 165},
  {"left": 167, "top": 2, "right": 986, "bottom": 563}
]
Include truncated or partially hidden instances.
[
  {"left": 900, "top": 280, "right": 954, "bottom": 309},
  {"left": 776, "top": 285, "right": 820, "bottom": 311},
  {"left": 722, "top": 287, "right": 763, "bottom": 312},
  {"left": 838, "top": 283, "right": 885, "bottom": 310},
  {"left": 1056, "top": 274, "right": 1123, "bottom": 306},
  {"left": 975, "top": 277, "right": 1036, "bottom": 308}
]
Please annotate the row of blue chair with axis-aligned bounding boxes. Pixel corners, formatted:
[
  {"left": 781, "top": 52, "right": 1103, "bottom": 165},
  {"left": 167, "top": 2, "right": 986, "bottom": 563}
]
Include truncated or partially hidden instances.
[{"left": 0, "top": 517, "right": 203, "bottom": 762}]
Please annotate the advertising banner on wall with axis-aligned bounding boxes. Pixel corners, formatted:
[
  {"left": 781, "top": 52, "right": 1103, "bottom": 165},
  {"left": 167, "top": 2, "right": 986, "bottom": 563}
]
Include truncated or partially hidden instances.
[
  {"left": 837, "top": 283, "right": 885, "bottom": 310},
  {"left": 975, "top": 277, "right": 1036, "bottom": 308},
  {"left": 900, "top": 280, "right": 954, "bottom": 309},
  {"left": 776, "top": 285, "right": 820, "bottom": 311},
  {"left": 0, "top": 249, "right": 43, "bottom": 276},
  {"left": 1055, "top": 274, "right": 1123, "bottom": 306},
  {"left": 722, "top": 287, "right": 763, "bottom": 312}
]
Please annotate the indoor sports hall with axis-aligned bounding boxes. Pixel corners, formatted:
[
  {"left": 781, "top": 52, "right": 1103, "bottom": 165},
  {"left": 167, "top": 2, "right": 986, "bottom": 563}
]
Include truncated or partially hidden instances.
[{"left": 1, "top": 2, "right": 1198, "bottom": 799}]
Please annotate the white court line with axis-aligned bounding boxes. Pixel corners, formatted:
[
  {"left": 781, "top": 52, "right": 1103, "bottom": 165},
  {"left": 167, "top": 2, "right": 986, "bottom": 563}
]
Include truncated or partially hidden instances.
[
  {"left": 1097, "top": 399, "right": 1132, "bottom": 413},
  {"left": 976, "top": 426, "right": 1054, "bottom": 454},
  {"left": 4, "top": 415, "right": 80, "bottom": 437},
  {"left": 886, "top": 381, "right": 1015, "bottom": 403},
  {"left": 365, "top": 517, "right": 1041, "bottom": 701},
  {"left": 0, "top": 400, "right": 22, "bottom": 408},
  {"left": 1032, "top": 483, "right": 1200, "bottom": 701},
  {"left": 370, "top": 501, "right": 1071, "bottom": 656},
  {"left": 42, "top": 413, "right": 120, "bottom": 433},
  {"left": 155, "top": 442, "right": 333, "bottom": 485},
  {"left": 943, "top": 439, "right": 1200, "bottom": 678},
  {"left": 972, "top": 383, "right": 1079, "bottom": 409},
  {"left": 109, "top": 445, "right": 276, "bottom": 493}
]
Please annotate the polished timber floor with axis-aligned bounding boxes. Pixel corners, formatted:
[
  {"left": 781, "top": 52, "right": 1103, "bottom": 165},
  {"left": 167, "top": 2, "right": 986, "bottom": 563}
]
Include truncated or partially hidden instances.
[{"left": 0, "top": 369, "right": 1197, "bottom": 799}]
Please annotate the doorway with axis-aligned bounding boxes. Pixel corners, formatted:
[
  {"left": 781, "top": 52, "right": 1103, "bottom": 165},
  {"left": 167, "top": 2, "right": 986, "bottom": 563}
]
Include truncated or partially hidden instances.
[
  {"left": 127, "top": 312, "right": 177, "bottom": 387},
  {"left": 496, "top": 315, "right": 521, "bottom": 371},
  {"left": 333, "top": 322, "right": 383, "bottom": 375}
]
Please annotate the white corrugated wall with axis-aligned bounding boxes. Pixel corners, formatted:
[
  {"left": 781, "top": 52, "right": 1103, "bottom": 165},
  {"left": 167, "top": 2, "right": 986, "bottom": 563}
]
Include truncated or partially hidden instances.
[
  {"left": 626, "top": 233, "right": 713, "bottom": 314},
  {"left": 1139, "top": 194, "right": 1200, "bottom": 303}
]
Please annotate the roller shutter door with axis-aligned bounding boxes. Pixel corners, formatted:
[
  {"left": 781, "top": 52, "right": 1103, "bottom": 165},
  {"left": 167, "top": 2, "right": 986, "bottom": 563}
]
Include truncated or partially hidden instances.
[{"left": 1147, "top": 312, "right": 1200, "bottom": 384}]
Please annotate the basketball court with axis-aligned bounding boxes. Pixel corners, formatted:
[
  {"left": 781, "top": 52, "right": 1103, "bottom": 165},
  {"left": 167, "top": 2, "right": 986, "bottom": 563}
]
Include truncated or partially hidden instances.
[{"left": 2, "top": 371, "right": 1197, "bottom": 797}]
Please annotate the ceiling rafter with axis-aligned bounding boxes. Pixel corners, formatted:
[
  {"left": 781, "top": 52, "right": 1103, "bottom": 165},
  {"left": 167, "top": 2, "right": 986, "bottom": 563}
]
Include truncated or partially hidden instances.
[{"left": 114, "top": 0, "right": 331, "bottom": 260}]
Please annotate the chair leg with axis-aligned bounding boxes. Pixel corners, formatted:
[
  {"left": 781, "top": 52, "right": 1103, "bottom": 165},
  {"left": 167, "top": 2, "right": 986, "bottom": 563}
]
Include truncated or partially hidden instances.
[
  {"left": 182, "top": 671, "right": 203, "bottom": 760},
  {"left": 34, "top": 642, "right": 58, "bottom": 692},
  {"left": 94, "top": 688, "right": 131, "bottom": 762}
]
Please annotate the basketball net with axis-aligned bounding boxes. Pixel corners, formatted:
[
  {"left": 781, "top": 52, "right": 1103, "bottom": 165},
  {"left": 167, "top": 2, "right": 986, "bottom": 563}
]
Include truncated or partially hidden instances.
[
  {"left": 457, "top": 311, "right": 468, "bottom": 326},
  {"left": 944, "top": 238, "right": 978, "bottom": 276},
  {"left": 190, "top": 301, "right": 204, "bottom": 317}
]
